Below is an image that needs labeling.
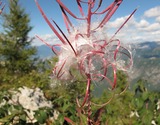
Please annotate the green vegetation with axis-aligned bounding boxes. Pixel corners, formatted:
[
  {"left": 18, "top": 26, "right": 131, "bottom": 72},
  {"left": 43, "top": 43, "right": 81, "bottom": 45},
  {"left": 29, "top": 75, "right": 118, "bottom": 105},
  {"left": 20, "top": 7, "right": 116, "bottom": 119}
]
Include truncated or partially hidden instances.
[
  {"left": 1, "top": 67, "right": 160, "bottom": 124},
  {"left": 0, "top": 0, "right": 50, "bottom": 90}
]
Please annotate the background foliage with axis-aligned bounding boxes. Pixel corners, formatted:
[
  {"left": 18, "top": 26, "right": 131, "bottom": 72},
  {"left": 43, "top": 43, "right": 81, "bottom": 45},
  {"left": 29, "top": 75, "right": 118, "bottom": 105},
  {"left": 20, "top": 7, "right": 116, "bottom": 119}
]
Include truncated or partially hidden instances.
[{"left": 0, "top": 0, "right": 50, "bottom": 91}]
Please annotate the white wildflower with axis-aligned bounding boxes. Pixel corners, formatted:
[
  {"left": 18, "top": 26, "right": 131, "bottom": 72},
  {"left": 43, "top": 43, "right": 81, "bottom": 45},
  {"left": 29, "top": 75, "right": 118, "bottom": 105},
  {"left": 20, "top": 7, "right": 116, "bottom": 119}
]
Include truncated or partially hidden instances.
[
  {"left": 129, "top": 111, "right": 134, "bottom": 118},
  {"left": 151, "top": 120, "right": 157, "bottom": 125},
  {"left": 47, "top": 110, "right": 60, "bottom": 123},
  {"left": 129, "top": 110, "right": 139, "bottom": 118},
  {"left": 0, "top": 99, "right": 7, "bottom": 108},
  {"left": 12, "top": 116, "right": 19, "bottom": 124},
  {"left": 53, "top": 110, "right": 59, "bottom": 120},
  {"left": 8, "top": 110, "right": 12, "bottom": 115},
  {"left": 25, "top": 110, "right": 37, "bottom": 123},
  {"left": 135, "top": 111, "right": 139, "bottom": 117},
  {"left": 156, "top": 99, "right": 160, "bottom": 110}
]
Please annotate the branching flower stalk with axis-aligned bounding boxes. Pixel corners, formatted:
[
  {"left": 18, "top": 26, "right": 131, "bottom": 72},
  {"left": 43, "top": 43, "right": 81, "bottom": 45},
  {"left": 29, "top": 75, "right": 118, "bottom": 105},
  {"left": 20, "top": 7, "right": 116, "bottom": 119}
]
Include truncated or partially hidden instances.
[{"left": 35, "top": 0, "right": 137, "bottom": 124}]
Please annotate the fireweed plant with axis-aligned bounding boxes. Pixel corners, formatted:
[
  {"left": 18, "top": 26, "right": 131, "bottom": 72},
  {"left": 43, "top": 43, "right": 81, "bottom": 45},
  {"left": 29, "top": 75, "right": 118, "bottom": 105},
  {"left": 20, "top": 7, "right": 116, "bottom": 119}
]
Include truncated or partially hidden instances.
[{"left": 35, "top": 0, "right": 137, "bottom": 124}]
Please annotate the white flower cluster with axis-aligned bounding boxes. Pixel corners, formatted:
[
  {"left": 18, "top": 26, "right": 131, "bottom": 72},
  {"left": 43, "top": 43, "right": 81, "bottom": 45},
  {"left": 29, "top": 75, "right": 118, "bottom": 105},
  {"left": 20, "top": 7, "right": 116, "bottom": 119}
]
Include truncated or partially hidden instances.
[
  {"left": 0, "top": 86, "right": 61, "bottom": 124},
  {"left": 7, "top": 86, "right": 53, "bottom": 123},
  {"left": 9, "top": 86, "right": 52, "bottom": 111}
]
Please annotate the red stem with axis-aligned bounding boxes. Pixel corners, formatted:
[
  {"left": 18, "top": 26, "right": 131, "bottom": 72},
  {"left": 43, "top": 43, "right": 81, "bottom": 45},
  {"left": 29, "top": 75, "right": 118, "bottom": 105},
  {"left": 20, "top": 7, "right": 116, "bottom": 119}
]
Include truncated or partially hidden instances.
[
  {"left": 87, "top": 0, "right": 92, "bottom": 37},
  {"left": 81, "top": 75, "right": 91, "bottom": 107},
  {"left": 110, "top": 8, "right": 138, "bottom": 41},
  {"left": 87, "top": 75, "right": 92, "bottom": 125},
  {"left": 34, "top": 0, "right": 66, "bottom": 44}
]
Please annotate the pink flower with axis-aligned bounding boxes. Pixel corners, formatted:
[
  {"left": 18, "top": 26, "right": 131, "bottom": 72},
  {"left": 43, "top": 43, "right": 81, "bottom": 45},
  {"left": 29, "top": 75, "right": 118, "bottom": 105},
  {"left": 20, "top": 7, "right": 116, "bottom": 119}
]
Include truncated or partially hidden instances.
[{"left": 35, "top": 0, "right": 136, "bottom": 106}]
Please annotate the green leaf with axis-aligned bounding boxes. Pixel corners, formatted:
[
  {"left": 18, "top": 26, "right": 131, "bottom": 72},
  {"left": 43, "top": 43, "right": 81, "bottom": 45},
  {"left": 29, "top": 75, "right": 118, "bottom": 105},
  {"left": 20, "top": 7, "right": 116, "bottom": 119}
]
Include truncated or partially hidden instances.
[
  {"left": 19, "top": 114, "right": 26, "bottom": 121},
  {"left": 35, "top": 110, "right": 48, "bottom": 124},
  {"left": 134, "top": 98, "right": 144, "bottom": 109},
  {"left": 141, "top": 110, "right": 153, "bottom": 124},
  {"left": 142, "top": 92, "right": 149, "bottom": 101}
]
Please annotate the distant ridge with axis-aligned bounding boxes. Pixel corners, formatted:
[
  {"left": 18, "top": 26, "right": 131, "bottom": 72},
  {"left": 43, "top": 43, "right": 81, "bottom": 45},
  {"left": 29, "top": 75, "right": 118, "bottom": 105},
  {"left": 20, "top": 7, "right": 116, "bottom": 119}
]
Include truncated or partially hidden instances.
[
  {"left": 36, "top": 45, "right": 55, "bottom": 59},
  {"left": 131, "top": 41, "right": 160, "bottom": 91}
]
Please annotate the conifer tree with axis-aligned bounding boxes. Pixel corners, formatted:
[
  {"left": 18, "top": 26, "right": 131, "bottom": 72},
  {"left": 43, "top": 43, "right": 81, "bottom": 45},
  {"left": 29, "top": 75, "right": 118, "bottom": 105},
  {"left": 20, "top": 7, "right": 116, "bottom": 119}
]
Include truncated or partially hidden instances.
[{"left": 0, "top": 0, "right": 37, "bottom": 74}]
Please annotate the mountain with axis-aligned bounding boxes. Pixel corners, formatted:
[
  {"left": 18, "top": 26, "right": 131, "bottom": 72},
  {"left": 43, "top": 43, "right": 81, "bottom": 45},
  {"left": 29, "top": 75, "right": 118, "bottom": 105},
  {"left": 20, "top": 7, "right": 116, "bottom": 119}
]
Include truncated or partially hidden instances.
[
  {"left": 36, "top": 45, "right": 55, "bottom": 59},
  {"left": 130, "top": 41, "right": 160, "bottom": 91}
]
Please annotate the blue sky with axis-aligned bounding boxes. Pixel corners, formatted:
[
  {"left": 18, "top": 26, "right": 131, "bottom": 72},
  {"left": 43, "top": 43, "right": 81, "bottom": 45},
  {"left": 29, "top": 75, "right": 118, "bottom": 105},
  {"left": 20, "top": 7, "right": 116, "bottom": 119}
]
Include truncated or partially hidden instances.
[{"left": 2, "top": 0, "right": 160, "bottom": 46}]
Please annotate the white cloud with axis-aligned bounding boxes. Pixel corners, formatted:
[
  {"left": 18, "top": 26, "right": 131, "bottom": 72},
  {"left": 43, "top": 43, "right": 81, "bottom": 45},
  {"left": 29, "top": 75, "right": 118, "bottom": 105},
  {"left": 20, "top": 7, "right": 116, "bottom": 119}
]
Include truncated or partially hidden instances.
[
  {"left": 156, "top": 16, "right": 160, "bottom": 22},
  {"left": 32, "top": 34, "right": 60, "bottom": 46},
  {"left": 107, "top": 15, "right": 136, "bottom": 29},
  {"left": 32, "top": 6, "right": 160, "bottom": 47},
  {"left": 136, "top": 19, "right": 150, "bottom": 28},
  {"left": 108, "top": 16, "right": 127, "bottom": 28},
  {"left": 144, "top": 23, "right": 160, "bottom": 31},
  {"left": 144, "top": 6, "right": 160, "bottom": 17},
  {"left": 136, "top": 22, "right": 160, "bottom": 32},
  {"left": 106, "top": 6, "right": 160, "bottom": 44},
  {"left": 151, "top": 30, "right": 160, "bottom": 35}
]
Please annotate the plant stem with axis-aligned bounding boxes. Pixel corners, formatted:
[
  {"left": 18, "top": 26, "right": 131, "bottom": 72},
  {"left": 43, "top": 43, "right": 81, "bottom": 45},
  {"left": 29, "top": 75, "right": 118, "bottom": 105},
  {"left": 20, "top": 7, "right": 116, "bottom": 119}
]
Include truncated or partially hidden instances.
[{"left": 87, "top": 75, "right": 92, "bottom": 125}]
